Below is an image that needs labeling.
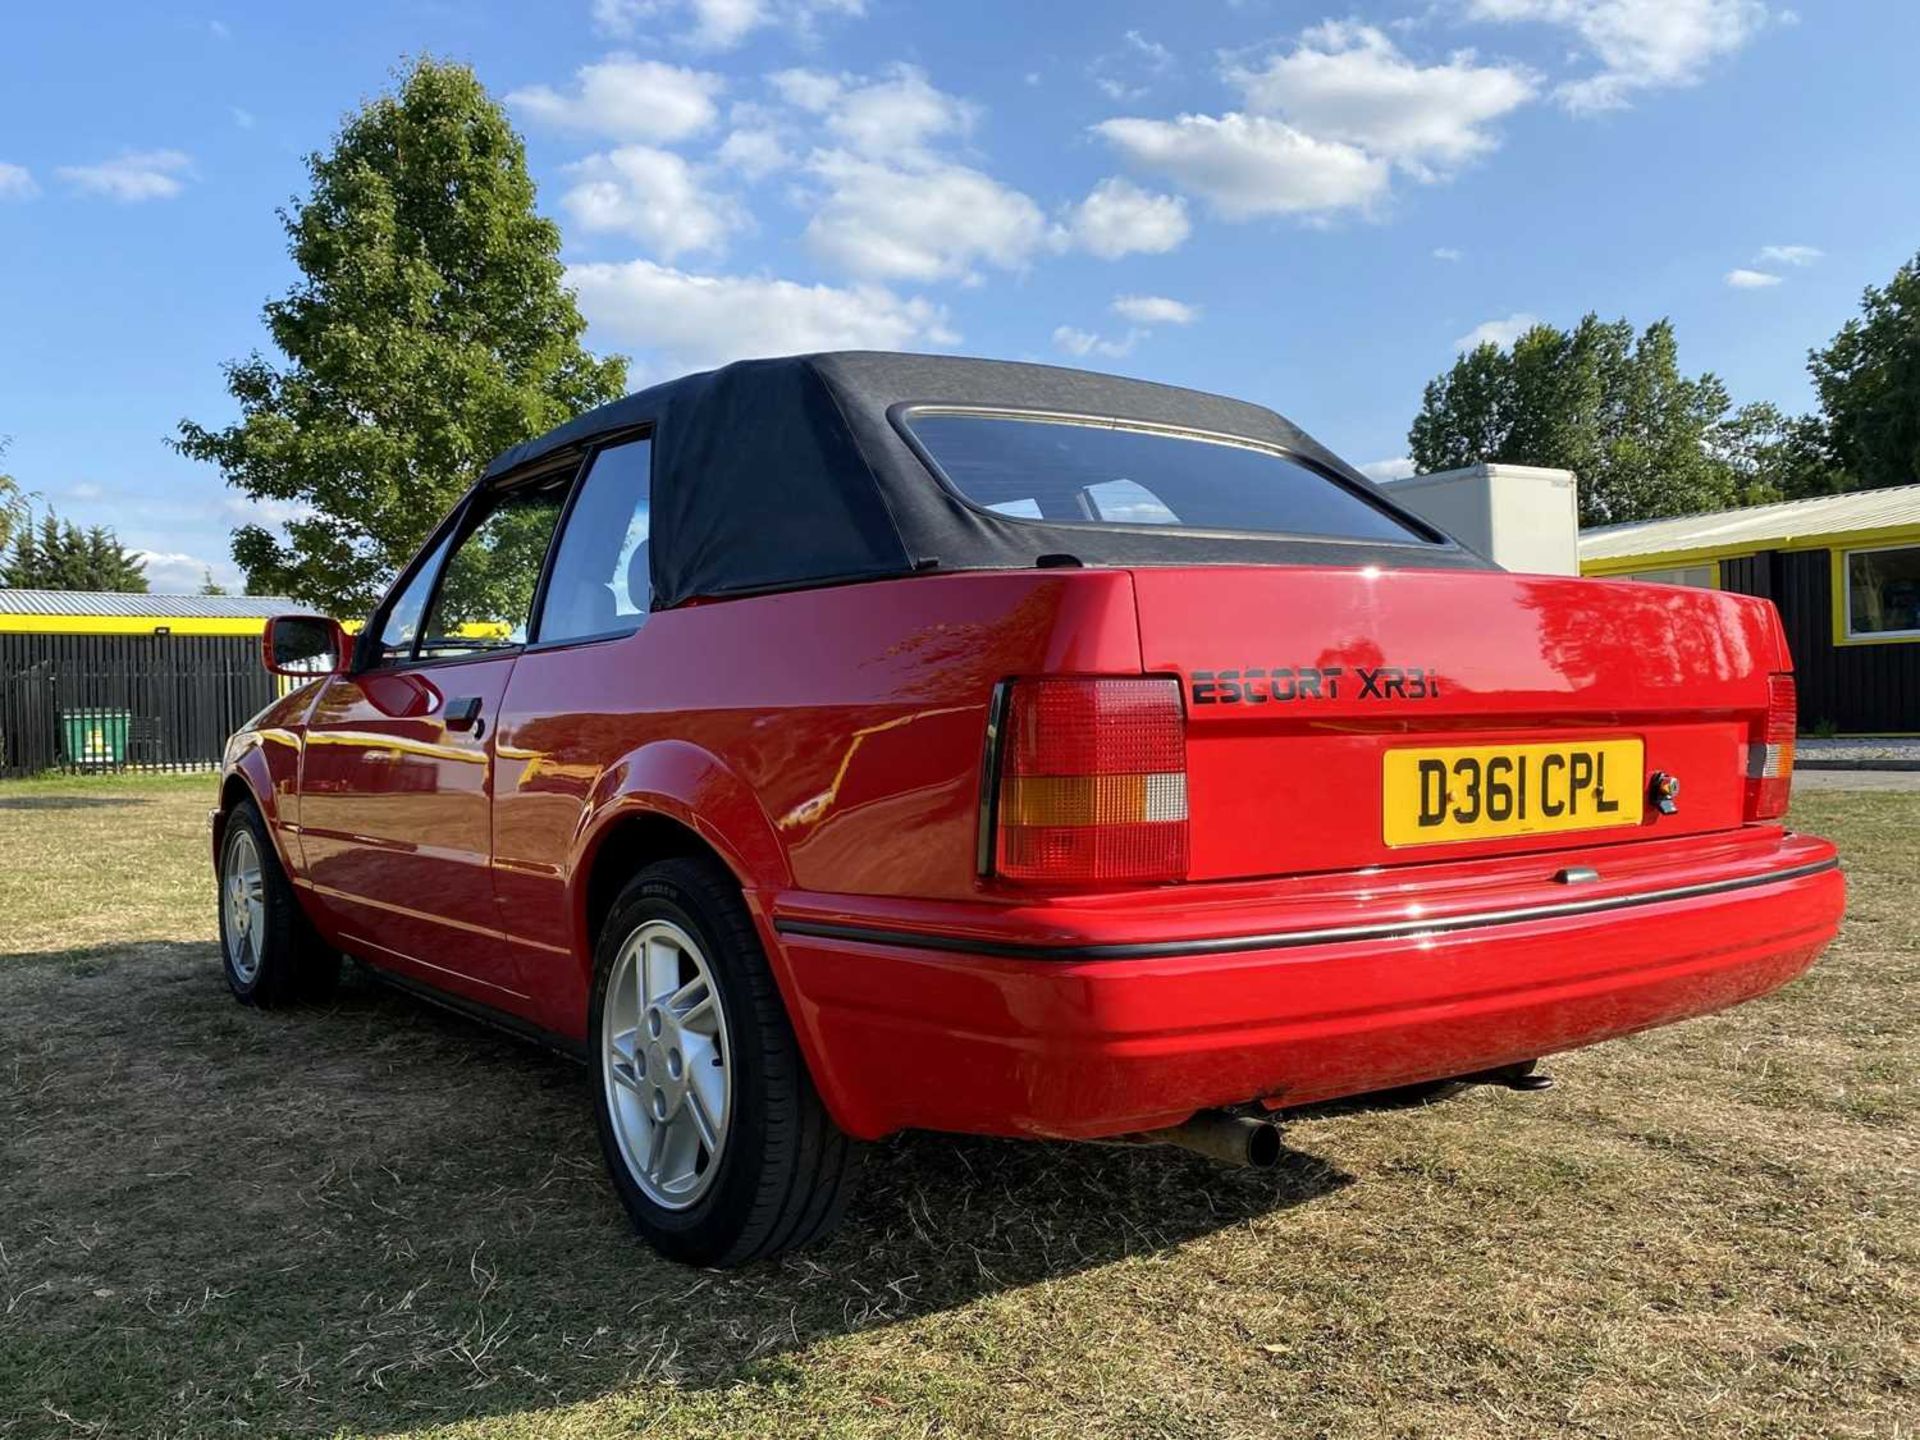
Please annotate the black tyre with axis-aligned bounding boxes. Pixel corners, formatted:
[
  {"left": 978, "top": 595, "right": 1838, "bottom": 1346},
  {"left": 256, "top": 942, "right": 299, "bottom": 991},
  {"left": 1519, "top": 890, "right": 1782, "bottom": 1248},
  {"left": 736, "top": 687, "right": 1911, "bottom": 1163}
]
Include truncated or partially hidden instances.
[
  {"left": 217, "top": 800, "right": 339, "bottom": 1007},
  {"left": 589, "top": 856, "right": 863, "bottom": 1267}
]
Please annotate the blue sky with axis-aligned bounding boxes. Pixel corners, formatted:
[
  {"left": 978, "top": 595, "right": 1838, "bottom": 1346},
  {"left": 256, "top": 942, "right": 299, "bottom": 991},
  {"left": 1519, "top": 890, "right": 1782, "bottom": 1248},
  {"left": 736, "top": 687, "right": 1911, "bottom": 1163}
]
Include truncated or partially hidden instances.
[{"left": 3, "top": 0, "right": 1918, "bottom": 592}]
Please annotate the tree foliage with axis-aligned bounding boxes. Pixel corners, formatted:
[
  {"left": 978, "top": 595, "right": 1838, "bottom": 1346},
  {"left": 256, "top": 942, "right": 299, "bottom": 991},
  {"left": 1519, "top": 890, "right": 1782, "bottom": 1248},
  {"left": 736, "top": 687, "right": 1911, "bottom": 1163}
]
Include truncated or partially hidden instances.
[
  {"left": 1806, "top": 250, "right": 1920, "bottom": 492},
  {"left": 1408, "top": 315, "right": 1758, "bottom": 526},
  {"left": 173, "top": 58, "right": 627, "bottom": 616},
  {"left": 0, "top": 437, "right": 27, "bottom": 556},
  {"left": 2, "top": 510, "right": 148, "bottom": 592}
]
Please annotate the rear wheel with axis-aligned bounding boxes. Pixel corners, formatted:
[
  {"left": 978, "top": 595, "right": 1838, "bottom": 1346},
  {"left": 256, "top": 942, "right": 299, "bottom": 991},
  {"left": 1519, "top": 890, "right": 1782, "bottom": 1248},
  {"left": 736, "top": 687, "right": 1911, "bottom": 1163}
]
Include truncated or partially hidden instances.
[
  {"left": 590, "top": 857, "right": 862, "bottom": 1267},
  {"left": 218, "top": 800, "right": 339, "bottom": 1006}
]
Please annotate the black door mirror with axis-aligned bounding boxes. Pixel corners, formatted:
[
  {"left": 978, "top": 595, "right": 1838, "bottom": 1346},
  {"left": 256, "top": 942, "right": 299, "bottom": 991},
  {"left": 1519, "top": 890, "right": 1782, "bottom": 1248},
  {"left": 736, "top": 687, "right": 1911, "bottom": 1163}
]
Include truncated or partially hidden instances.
[{"left": 262, "top": 615, "right": 350, "bottom": 677}]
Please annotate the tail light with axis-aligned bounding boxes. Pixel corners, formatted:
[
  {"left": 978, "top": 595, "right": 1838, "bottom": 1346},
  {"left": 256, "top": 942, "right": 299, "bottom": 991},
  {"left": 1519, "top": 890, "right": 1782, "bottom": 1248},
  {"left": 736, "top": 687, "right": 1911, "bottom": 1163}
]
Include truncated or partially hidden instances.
[
  {"left": 1746, "top": 672, "right": 1796, "bottom": 820},
  {"left": 988, "top": 676, "right": 1188, "bottom": 884}
]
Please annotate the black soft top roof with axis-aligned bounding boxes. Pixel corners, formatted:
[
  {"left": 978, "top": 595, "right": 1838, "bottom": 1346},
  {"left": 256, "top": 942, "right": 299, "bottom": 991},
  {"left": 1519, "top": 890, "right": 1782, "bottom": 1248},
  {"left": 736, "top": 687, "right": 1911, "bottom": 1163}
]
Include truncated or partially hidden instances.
[{"left": 483, "top": 351, "right": 1486, "bottom": 609}]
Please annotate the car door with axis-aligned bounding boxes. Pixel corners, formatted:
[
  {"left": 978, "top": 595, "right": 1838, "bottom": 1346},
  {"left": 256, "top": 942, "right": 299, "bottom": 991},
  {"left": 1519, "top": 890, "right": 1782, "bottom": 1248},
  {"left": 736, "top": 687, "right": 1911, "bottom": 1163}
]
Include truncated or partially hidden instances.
[
  {"left": 299, "top": 469, "right": 572, "bottom": 1006},
  {"left": 490, "top": 435, "right": 657, "bottom": 1033}
]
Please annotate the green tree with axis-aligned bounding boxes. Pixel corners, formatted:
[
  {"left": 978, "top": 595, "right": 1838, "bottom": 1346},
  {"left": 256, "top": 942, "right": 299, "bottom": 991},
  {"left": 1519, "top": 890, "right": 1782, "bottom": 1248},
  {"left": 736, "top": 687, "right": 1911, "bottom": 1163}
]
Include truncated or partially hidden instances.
[
  {"left": 1409, "top": 315, "right": 1744, "bottom": 526},
  {"left": 1805, "top": 250, "right": 1920, "bottom": 492},
  {"left": 0, "top": 437, "right": 29, "bottom": 556},
  {"left": 173, "top": 58, "right": 627, "bottom": 615},
  {"left": 2, "top": 510, "right": 148, "bottom": 592},
  {"left": 199, "top": 569, "right": 229, "bottom": 596}
]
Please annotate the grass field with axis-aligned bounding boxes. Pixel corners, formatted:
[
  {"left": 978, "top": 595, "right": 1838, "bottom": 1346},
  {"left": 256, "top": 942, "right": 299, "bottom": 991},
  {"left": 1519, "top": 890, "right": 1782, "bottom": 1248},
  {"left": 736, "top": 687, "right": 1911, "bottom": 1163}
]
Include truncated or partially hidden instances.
[{"left": 0, "top": 774, "right": 1913, "bottom": 1438}]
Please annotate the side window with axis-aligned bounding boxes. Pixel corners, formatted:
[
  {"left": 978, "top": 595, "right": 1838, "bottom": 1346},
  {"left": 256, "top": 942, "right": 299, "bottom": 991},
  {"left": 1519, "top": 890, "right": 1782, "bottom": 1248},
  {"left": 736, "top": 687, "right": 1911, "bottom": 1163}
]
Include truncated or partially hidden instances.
[
  {"left": 376, "top": 532, "right": 454, "bottom": 664},
  {"left": 418, "top": 476, "right": 568, "bottom": 659},
  {"left": 537, "top": 437, "right": 653, "bottom": 644}
]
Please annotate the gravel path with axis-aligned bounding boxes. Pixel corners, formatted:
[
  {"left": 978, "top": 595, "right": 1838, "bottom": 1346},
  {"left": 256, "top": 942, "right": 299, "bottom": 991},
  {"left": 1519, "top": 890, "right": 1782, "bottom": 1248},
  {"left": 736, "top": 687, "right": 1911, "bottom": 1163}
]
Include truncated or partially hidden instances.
[{"left": 1795, "top": 737, "right": 1920, "bottom": 770}]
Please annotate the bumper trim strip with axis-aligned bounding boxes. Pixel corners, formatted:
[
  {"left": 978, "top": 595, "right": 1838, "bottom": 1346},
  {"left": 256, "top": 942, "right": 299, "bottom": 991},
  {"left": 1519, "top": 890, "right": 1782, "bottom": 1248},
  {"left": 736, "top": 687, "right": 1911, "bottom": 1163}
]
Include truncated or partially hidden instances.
[{"left": 774, "top": 857, "right": 1841, "bottom": 962}]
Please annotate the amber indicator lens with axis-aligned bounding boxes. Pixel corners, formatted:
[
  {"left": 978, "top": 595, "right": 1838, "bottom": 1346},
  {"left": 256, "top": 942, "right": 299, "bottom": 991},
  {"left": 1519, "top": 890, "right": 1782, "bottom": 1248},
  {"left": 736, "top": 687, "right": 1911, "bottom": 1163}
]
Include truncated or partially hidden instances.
[{"left": 994, "top": 676, "right": 1188, "bottom": 884}]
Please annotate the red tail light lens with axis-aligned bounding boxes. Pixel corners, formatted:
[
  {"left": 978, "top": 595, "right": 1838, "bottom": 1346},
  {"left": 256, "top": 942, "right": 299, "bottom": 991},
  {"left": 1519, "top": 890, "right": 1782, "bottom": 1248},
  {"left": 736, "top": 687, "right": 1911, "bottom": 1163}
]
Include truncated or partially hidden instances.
[
  {"left": 992, "top": 677, "right": 1188, "bottom": 884},
  {"left": 1746, "top": 672, "right": 1796, "bottom": 820}
]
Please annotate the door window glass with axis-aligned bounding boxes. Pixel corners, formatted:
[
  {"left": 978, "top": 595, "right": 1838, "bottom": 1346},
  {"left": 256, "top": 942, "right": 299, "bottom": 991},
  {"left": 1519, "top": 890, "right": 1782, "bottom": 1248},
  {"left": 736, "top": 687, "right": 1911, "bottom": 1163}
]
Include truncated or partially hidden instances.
[
  {"left": 419, "top": 477, "right": 568, "bottom": 659},
  {"left": 538, "top": 438, "right": 653, "bottom": 643},
  {"left": 376, "top": 532, "right": 454, "bottom": 664}
]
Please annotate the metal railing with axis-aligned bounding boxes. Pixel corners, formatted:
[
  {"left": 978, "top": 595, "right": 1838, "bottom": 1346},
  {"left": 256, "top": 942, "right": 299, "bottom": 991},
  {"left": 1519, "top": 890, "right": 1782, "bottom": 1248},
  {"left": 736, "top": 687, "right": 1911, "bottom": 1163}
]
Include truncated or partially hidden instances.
[{"left": 0, "top": 633, "right": 274, "bottom": 777}]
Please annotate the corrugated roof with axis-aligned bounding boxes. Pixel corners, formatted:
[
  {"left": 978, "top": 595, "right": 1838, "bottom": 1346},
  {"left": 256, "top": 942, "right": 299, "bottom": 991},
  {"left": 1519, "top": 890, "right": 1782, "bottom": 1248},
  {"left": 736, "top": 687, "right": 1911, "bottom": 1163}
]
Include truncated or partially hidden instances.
[
  {"left": 0, "top": 589, "right": 307, "bottom": 619},
  {"left": 1580, "top": 483, "right": 1920, "bottom": 563}
]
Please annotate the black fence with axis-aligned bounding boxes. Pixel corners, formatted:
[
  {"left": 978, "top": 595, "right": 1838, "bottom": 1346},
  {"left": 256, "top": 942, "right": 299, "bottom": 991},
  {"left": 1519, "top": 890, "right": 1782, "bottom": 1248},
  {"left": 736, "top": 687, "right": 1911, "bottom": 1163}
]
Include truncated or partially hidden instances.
[{"left": 0, "top": 632, "right": 275, "bottom": 777}]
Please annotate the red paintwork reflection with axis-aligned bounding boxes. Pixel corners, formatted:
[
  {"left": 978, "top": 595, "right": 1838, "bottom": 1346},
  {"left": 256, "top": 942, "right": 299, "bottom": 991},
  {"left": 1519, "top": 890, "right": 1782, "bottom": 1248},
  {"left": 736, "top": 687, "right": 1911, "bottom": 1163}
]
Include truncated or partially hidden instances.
[{"left": 222, "top": 565, "right": 1842, "bottom": 1140}]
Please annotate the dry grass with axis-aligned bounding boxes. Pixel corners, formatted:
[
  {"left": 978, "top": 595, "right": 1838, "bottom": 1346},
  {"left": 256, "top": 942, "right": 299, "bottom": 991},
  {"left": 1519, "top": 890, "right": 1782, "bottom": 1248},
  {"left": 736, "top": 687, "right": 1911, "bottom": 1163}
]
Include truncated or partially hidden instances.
[{"left": 0, "top": 775, "right": 1913, "bottom": 1439}]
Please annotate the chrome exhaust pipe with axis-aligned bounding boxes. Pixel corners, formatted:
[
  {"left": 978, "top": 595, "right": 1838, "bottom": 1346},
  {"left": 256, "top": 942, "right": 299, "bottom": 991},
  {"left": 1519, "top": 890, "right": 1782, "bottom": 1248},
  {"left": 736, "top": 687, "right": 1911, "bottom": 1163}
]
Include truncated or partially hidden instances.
[{"left": 1154, "top": 1111, "right": 1283, "bottom": 1168}]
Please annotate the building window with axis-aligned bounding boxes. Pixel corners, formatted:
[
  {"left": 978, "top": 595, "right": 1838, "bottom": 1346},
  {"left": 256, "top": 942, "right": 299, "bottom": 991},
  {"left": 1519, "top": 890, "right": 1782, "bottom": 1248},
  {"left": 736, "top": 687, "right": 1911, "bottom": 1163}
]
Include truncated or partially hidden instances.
[
  {"left": 1622, "top": 564, "right": 1717, "bottom": 589},
  {"left": 1845, "top": 543, "right": 1920, "bottom": 639}
]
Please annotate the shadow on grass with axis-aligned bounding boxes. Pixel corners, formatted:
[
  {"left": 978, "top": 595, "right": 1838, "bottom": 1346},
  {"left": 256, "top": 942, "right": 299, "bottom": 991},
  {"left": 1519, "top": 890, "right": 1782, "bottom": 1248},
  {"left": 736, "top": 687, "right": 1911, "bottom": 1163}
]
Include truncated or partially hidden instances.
[
  {"left": 0, "top": 941, "right": 1352, "bottom": 1436},
  {"left": 0, "top": 794, "right": 153, "bottom": 812}
]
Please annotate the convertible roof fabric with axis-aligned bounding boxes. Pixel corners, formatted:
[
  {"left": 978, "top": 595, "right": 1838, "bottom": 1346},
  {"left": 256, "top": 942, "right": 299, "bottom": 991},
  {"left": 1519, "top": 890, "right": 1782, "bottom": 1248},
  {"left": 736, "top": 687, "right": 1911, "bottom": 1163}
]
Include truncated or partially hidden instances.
[{"left": 482, "top": 352, "right": 1487, "bottom": 608}]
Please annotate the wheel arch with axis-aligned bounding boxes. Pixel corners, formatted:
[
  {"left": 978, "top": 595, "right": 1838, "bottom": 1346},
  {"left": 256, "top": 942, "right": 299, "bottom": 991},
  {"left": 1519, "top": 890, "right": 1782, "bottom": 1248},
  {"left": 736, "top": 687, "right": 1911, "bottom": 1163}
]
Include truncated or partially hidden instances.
[
  {"left": 567, "top": 742, "right": 865, "bottom": 1133},
  {"left": 213, "top": 752, "right": 291, "bottom": 876}
]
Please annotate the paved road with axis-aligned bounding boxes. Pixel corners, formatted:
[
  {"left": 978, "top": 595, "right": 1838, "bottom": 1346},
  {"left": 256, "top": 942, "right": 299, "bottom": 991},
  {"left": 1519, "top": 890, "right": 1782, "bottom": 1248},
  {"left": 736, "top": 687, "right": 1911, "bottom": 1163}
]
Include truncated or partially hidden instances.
[{"left": 1794, "top": 769, "right": 1920, "bottom": 792}]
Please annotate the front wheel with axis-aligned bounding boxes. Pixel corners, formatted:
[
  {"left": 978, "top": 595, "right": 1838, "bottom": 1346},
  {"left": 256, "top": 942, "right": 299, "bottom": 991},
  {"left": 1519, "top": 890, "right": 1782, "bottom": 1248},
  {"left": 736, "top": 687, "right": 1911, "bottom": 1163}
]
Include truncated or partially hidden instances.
[
  {"left": 590, "top": 857, "right": 862, "bottom": 1267},
  {"left": 218, "top": 800, "right": 338, "bottom": 1006}
]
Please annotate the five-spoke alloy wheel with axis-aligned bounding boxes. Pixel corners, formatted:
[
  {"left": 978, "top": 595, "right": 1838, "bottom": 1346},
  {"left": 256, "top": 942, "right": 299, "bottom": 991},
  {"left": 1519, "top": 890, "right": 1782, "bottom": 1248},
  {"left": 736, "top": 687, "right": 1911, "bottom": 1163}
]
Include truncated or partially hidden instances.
[
  {"left": 222, "top": 826, "right": 268, "bottom": 987},
  {"left": 603, "top": 919, "right": 732, "bottom": 1208},
  {"left": 217, "top": 798, "right": 339, "bottom": 1006},
  {"left": 589, "top": 857, "right": 863, "bottom": 1267}
]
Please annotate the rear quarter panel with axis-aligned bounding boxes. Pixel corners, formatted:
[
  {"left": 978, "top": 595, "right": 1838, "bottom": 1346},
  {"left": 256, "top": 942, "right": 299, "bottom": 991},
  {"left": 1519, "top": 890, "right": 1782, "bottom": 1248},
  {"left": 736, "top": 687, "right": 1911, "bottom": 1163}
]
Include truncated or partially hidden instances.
[{"left": 490, "top": 569, "right": 1142, "bottom": 1037}]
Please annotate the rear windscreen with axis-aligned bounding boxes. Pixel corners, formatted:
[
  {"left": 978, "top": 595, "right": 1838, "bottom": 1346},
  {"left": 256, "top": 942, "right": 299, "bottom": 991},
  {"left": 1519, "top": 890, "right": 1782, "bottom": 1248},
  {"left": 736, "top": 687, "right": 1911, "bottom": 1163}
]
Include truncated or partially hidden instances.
[{"left": 906, "top": 412, "right": 1429, "bottom": 544}]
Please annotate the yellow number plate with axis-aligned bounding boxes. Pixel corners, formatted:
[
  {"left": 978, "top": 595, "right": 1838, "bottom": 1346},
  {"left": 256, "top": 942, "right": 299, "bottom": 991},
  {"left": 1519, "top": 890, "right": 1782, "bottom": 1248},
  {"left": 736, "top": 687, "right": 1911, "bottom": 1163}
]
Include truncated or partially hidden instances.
[{"left": 1383, "top": 739, "right": 1644, "bottom": 847}]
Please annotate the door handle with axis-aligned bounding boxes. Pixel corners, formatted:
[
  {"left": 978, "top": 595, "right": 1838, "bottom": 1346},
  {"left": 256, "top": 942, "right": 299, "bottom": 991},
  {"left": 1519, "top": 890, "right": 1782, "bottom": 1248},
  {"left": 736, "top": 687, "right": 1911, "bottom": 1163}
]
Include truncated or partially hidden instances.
[{"left": 445, "top": 695, "right": 485, "bottom": 735}]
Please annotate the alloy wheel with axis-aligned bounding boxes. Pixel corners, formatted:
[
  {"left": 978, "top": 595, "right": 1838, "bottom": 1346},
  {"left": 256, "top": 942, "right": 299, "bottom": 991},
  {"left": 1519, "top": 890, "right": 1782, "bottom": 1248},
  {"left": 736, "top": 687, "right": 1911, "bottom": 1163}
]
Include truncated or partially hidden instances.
[
  {"left": 222, "top": 828, "right": 266, "bottom": 985},
  {"left": 602, "top": 918, "right": 731, "bottom": 1209}
]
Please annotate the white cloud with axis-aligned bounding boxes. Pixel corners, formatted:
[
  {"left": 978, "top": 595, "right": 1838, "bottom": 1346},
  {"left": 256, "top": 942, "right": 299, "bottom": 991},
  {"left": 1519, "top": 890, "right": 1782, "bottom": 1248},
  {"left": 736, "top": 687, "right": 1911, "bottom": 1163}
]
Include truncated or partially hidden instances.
[
  {"left": 134, "top": 550, "right": 225, "bottom": 595},
  {"left": 1454, "top": 311, "right": 1541, "bottom": 349},
  {"left": 681, "top": 0, "right": 768, "bottom": 47},
  {"left": 1433, "top": 245, "right": 1463, "bottom": 260},
  {"left": 1053, "top": 325, "right": 1143, "bottom": 360},
  {"left": 772, "top": 64, "right": 975, "bottom": 158},
  {"left": 568, "top": 259, "right": 954, "bottom": 372},
  {"left": 1111, "top": 293, "right": 1199, "bottom": 325},
  {"left": 220, "top": 495, "right": 315, "bottom": 529},
  {"left": 506, "top": 56, "right": 722, "bottom": 143},
  {"left": 769, "top": 67, "right": 845, "bottom": 112},
  {"left": 1755, "top": 243, "right": 1821, "bottom": 266},
  {"left": 0, "top": 162, "right": 38, "bottom": 200},
  {"left": 1725, "top": 268, "right": 1781, "bottom": 289},
  {"left": 56, "top": 150, "right": 192, "bottom": 201},
  {"left": 1466, "top": 0, "right": 1775, "bottom": 113},
  {"left": 1063, "top": 177, "right": 1191, "bottom": 258},
  {"left": 594, "top": 0, "right": 863, "bottom": 50},
  {"left": 229, "top": 106, "right": 255, "bottom": 130},
  {"left": 1090, "top": 29, "right": 1176, "bottom": 101},
  {"left": 717, "top": 126, "right": 788, "bottom": 179},
  {"left": 756, "top": 64, "right": 1050, "bottom": 284},
  {"left": 208, "top": 19, "right": 230, "bottom": 40},
  {"left": 802, "top": 150, "right": 1047, "bottom": 283},
  {"left": 1361, "top": 456, "right": 1418, "bottom": 481},
  {"left": 1228, "top": 22, "right": 1536, "bottom": 179},
  {"left": 561, "top": 147, "right": 741, "bottom": 258},
  {"left": 1095, "top": 111, "right": 1389, "bottom": 220}
]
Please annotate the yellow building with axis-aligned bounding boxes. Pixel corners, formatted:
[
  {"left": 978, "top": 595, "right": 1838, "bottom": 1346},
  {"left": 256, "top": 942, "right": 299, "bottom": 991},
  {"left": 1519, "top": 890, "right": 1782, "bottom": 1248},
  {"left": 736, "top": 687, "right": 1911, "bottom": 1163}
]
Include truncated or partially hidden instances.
[{"left": 1580, "top": 485, "right": 1920, "bottom": 735}]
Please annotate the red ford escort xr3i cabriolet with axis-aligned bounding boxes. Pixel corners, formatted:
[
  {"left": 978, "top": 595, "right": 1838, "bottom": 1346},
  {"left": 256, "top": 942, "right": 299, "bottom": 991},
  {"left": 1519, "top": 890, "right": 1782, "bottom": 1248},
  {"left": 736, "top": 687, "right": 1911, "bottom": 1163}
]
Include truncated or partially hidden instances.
[{"left": 216, "top": 352, "right": 1843, "bottom": 1266}]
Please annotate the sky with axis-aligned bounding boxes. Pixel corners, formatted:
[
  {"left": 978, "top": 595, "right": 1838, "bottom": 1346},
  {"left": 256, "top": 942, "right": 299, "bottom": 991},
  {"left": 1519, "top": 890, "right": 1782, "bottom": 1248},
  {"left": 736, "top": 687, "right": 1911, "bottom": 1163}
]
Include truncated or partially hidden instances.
[{"left": 3, "top": 0, "right": 1919, "bottom": 593}]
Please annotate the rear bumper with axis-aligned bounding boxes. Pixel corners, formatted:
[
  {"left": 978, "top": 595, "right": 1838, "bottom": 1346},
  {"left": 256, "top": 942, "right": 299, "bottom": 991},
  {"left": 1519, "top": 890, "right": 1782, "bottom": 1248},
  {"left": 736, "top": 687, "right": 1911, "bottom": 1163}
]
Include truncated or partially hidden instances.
[{"left": 768, "top": 832, "right": 1844, "bottom": 1141}]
